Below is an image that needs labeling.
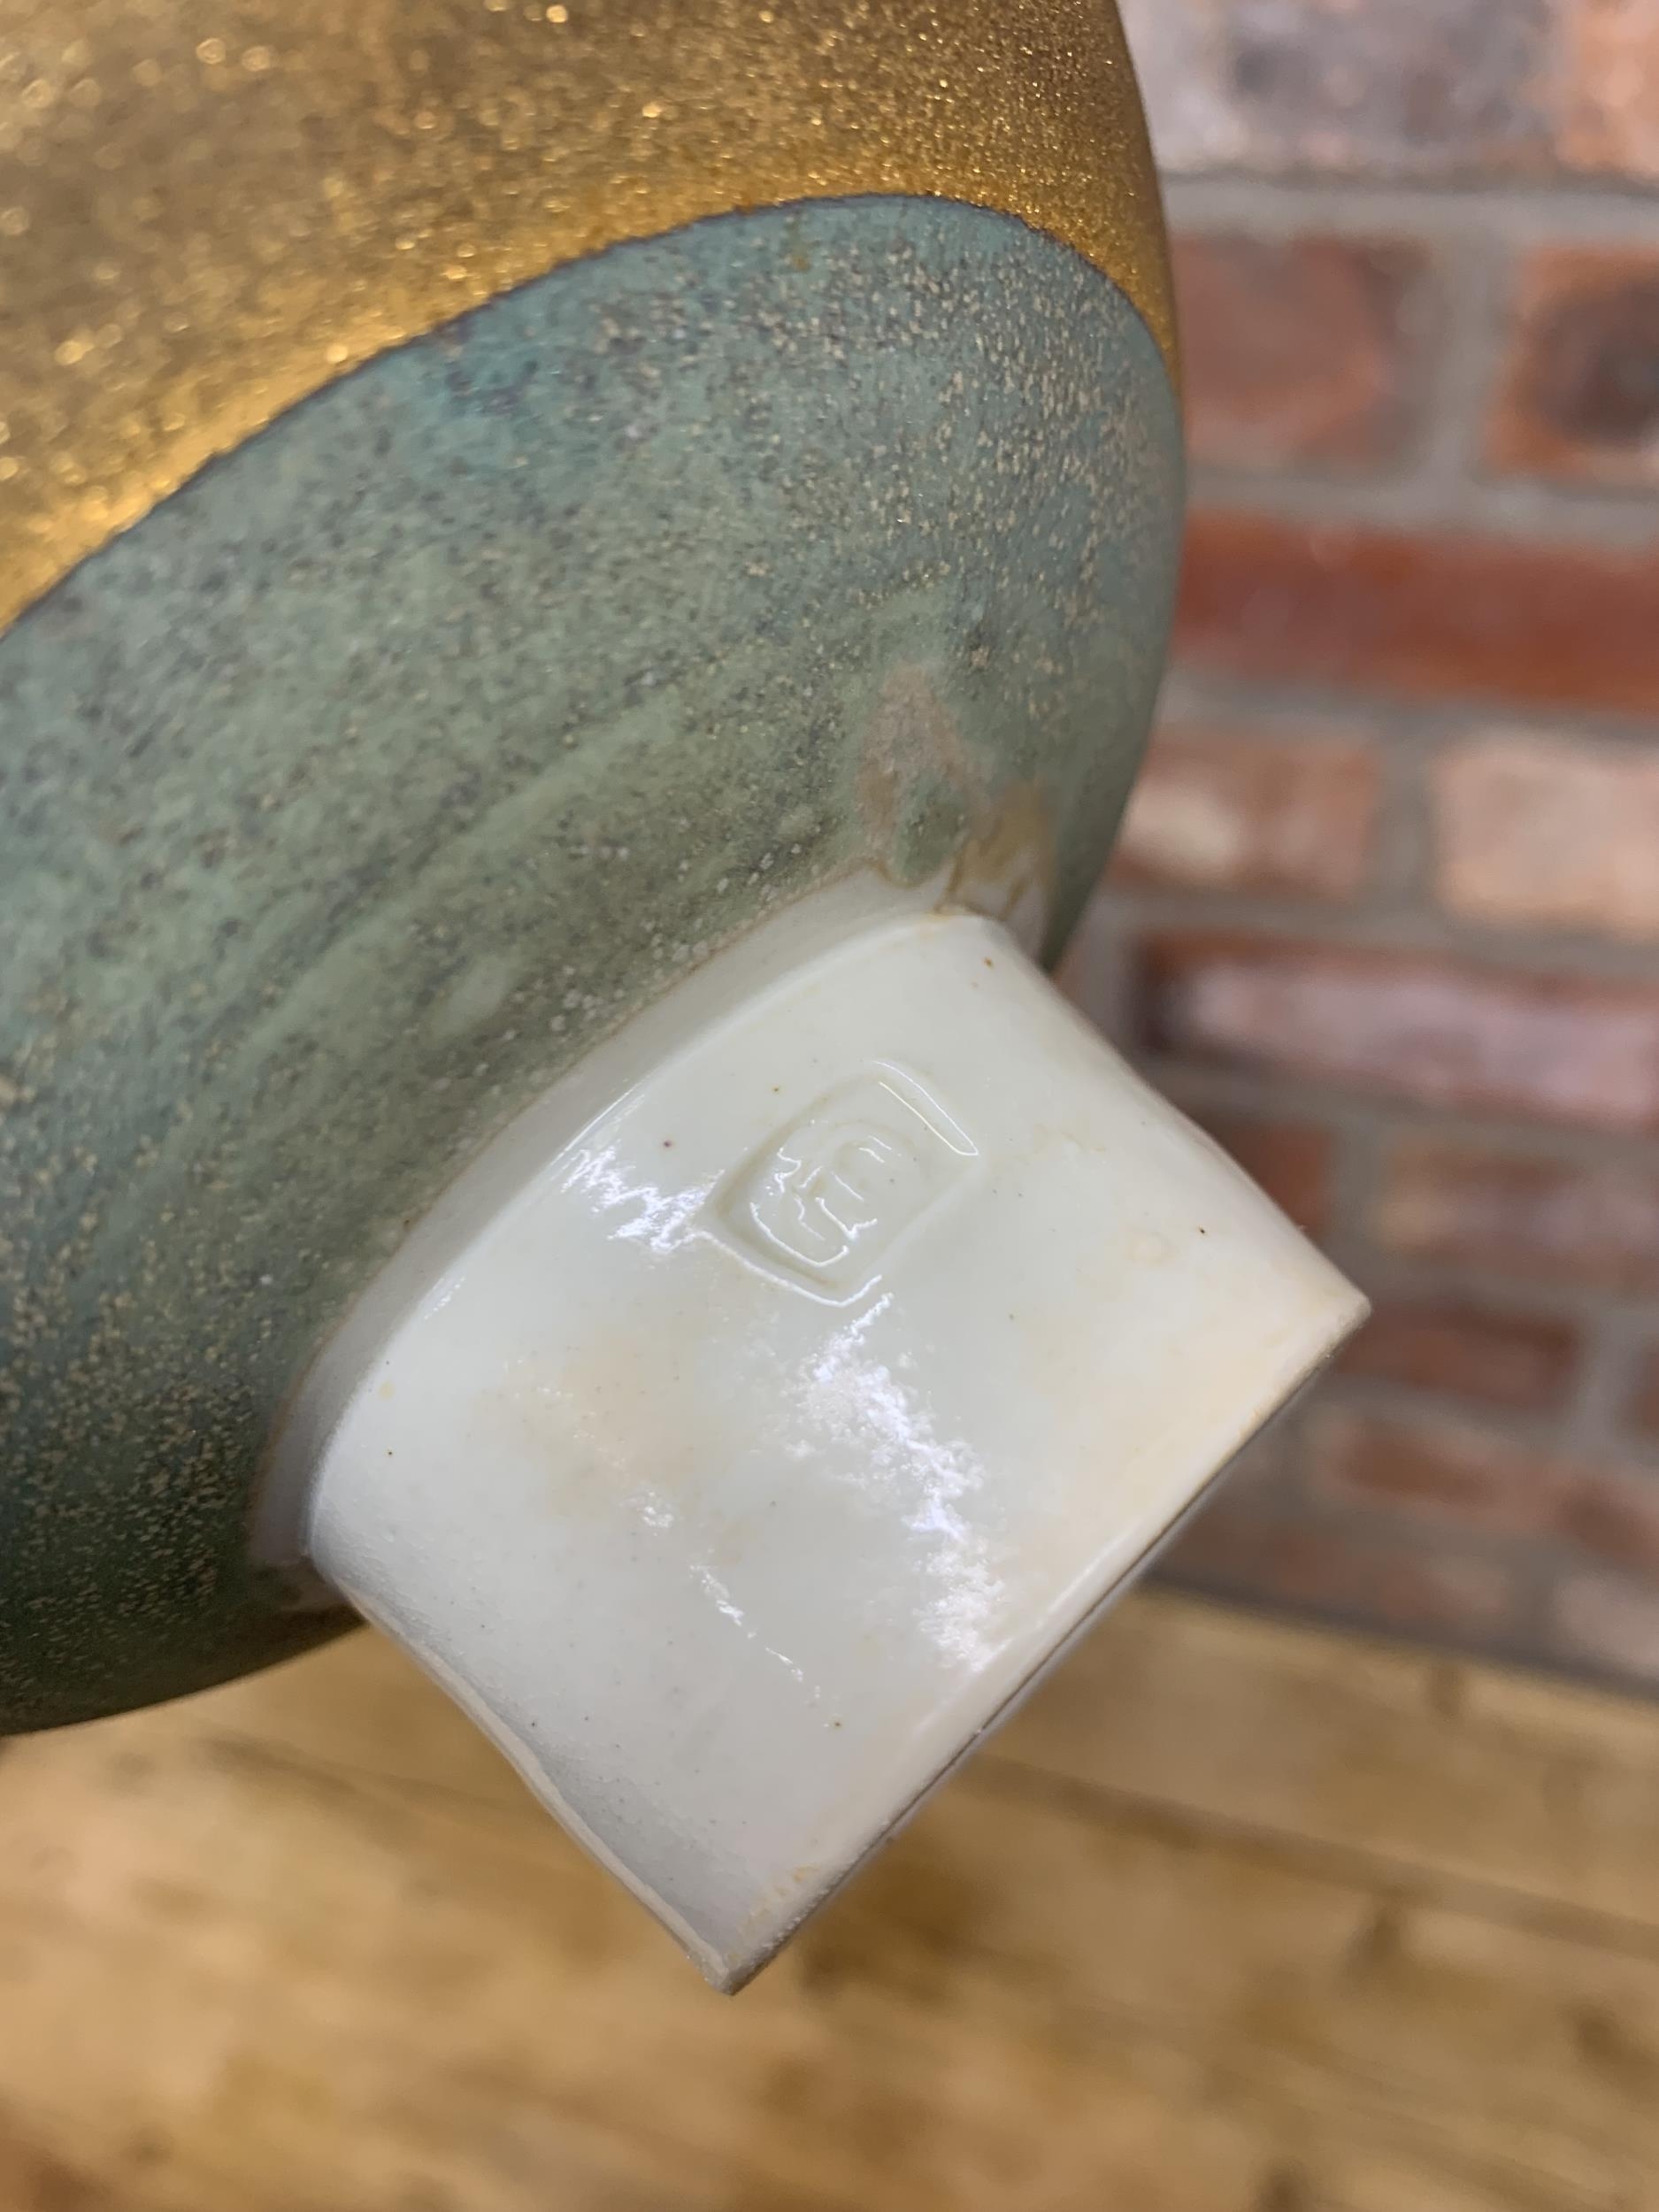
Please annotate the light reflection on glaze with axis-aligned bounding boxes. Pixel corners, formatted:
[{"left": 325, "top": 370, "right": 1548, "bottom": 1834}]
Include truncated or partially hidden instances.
[
  {"left": 558, "top": 1107, "right": 1005, "bottom": 1677},
  {"left": 795, "top": 1293, "right": 1004, "bottom": 1671},
  {"left": 523, "top": 1138, "right": 817, "bottom": 1688},
  {"left": 691, "top": 1562, "right": 809, "bottom": 1690},
  {"left": 561, "top": 1140, "right": 715, "bottom": 1257}
]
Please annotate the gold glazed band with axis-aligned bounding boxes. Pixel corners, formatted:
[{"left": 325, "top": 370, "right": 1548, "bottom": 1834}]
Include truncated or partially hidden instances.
[{"left": 0, "top": 0, "right": 1173, "bottom": 631}]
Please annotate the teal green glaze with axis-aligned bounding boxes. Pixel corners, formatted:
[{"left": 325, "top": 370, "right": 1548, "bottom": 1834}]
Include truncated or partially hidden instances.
[{"left": 0, "top": 197, "right": 1182, "bottom": 1730}]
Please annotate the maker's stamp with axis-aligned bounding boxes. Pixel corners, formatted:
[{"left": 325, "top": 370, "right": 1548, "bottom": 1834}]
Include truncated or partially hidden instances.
[{"left": 714, "top": 1066, "right": 976, "bottom": 1298}]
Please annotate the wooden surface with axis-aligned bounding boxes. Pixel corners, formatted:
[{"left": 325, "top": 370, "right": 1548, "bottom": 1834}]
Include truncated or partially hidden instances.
[{"left": 4, "top": 1590, "right": 1659, "bottom": 2212}]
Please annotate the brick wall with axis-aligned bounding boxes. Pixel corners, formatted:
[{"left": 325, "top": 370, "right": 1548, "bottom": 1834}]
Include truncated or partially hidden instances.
[{"left": 1071, "top": 0, "right": 1659, "bottom": 1690}]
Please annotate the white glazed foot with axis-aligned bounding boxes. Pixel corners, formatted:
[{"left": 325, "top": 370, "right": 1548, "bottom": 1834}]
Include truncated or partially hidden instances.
[{"left": 279, "top": 900, "right": 1366, "bottom": 1987}]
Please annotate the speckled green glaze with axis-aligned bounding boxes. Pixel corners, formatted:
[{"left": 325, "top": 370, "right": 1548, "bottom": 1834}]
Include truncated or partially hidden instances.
[{"left": 0, "top": 197, "right": 1182, "bottom": 1731}]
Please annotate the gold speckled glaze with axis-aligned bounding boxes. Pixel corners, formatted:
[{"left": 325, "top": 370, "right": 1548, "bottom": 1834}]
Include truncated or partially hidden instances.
[{"left": 0, "top": 0, "right": 1171, "bottom": 628}]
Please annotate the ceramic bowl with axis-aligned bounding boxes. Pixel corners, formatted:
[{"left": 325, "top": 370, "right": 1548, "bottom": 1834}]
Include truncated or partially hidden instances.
[{"left": 0, "top": 1, "right": 1363, "bottom": 1980}]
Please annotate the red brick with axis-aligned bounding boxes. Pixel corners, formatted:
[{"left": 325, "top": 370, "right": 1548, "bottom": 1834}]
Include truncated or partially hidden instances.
[
  {"left": 1561, "top": 1467, "right": 1659, "bottom": 1578},
  {"left": 1549, "top": 1569, "right": 1659, "bottom": 1685},
  {"left": 1488, "top": 246, "right": 1659, "bottom": 489},
  {"left": 1121, "top": 0, "right": 1554, "bottom": 180},
  {"left": 1432, "top": 731, "right": 1659, "bottom": 943},
  {"left": 1373, "top": 1137, "right": 1659, "bottom": 1293},
  {"left": 1164, "top": 1485, "right": 1517, "bottom": 1638},
  {"left": 1176, "top": 511, "right": 1659, "bottom": 718},
  {"left": 1053, "top": 893, "right": 1121, "bottom": 1040},
  {"left": 1338, "top": 1300, "right": 1578, "bottom": 1412},
  {"left": 1187, "top": 1109, "right": 1334, "bottom": 1239},
  {"left": 1563, "top": 0, "right": 1659, "bottom": 181},
  {"left": 1631, "top": 1343, "right": 1659, "bottom": 1438},
  {"left": 1135, "top": 932, "right": 1659, "bottom": 1133},
  {"left": 1111, "top": 724, "right": 1379, "bottom": 901},
  {"left": 1307, "top": 1402, "right": 1581, "bottom": 1535},
  {"left": 1127, "top": 0, "right": 1659, "bottom": 189},
  {"left": 1173, "top": 234, "right": 1435, "bottom": 473}
]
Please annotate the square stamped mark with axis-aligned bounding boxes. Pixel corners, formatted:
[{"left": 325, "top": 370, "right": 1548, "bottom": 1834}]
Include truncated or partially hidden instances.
[{"left": 711, "top": 1065, "right": 979, "bottom": 1301}]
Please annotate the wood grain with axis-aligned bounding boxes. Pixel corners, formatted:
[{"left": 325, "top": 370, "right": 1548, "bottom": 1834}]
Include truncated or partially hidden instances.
[{"left": 3, "top": 1590, "right": 1657, "bottom": 2212}]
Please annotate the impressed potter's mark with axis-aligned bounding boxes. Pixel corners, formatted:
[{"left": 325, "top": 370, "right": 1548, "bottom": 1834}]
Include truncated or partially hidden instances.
[{"left": 714, "top": 1067, "right": 977, "bottom": 1300}]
